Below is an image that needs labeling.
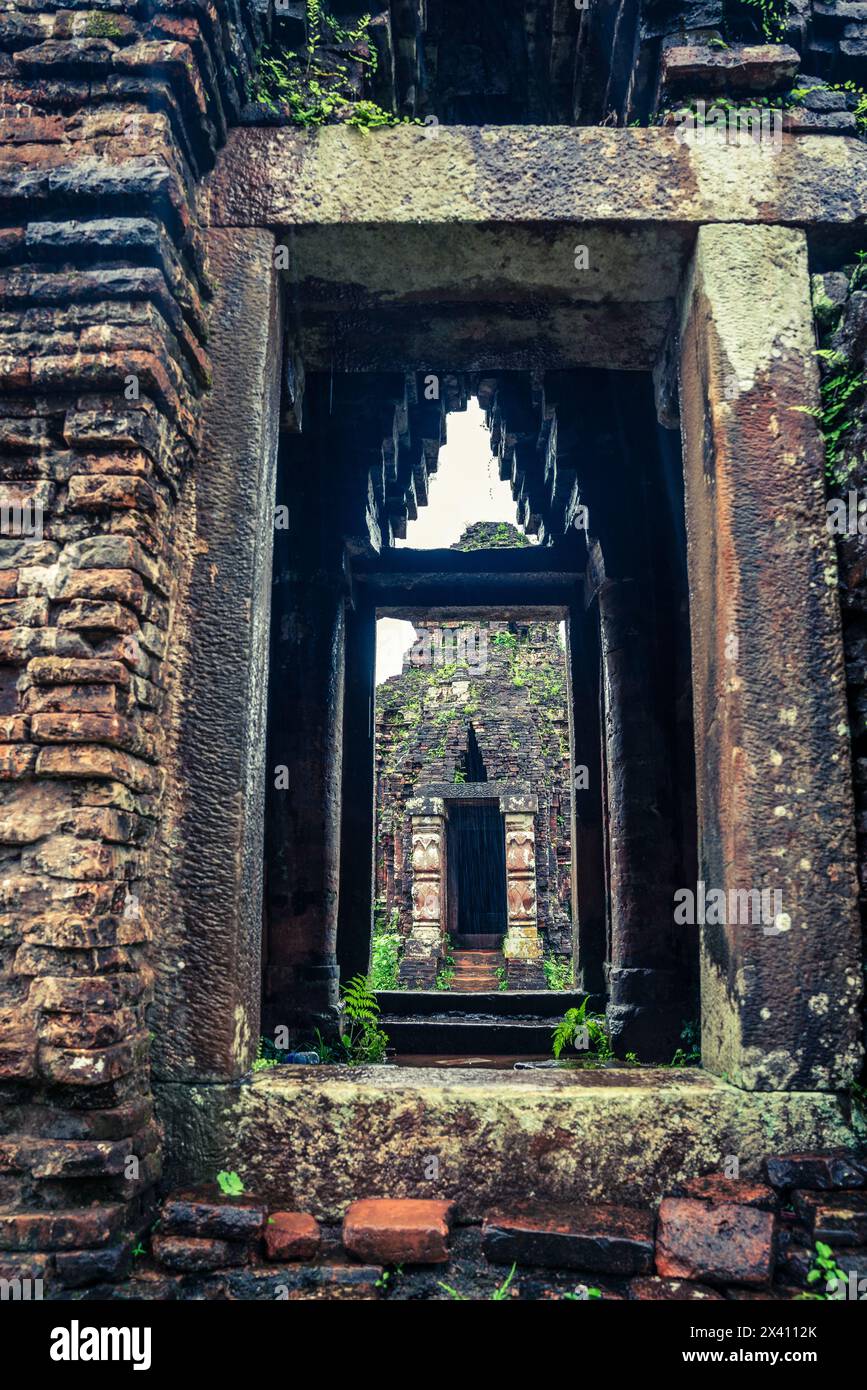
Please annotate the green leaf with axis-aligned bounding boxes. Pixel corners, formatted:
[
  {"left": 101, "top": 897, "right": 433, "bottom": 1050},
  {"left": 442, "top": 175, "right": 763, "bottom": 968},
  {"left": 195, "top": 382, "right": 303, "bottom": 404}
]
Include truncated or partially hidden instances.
[{"left": 216, "top": 1170, "right": 245, "bottom": 1197}]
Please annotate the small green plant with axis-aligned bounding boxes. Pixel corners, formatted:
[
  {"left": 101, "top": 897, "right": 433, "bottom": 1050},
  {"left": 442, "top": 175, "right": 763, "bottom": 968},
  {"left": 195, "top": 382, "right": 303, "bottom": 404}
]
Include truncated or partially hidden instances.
[
  {"left": 668, "top": 1020, "right": 701, "bottom": 1068},
  {"left": 551, "top": 998, "right": 612, "bottom": 1061},
  {"left": 625, "top": 1051, "right": 639, "bottom": 1066},
  {"left": 131, "top": 1241, "right": 147, "bottom": 1259},
  {"left": 216, "top": 1170, "right": 245, "bottom": 1197},
  {"left": 85, "top": 13, "right": 125, "bottom": 39},
  {"left": 338, "top": 974, "right": 389, "bottom": 1063},
  {"left": 439, "top": 1263, "right": 517, "bottom": 1300},
  {"left": 436, "top": 962, "right": 456, "bottom": 991},
  {"left": 562, "top": 1284, "right": 603, "bottom": 1300},
  {"left": 453, "top": 768, "right": 467, "bottom": 784},
  {"left": 252, "top": 1036, "right": 282, "bottom": 1072},
  {"left": 371, "top": 904, "right": 402, "bottom": 990},
  {"left": 495, "top": 964, "right": 508, "bottom": 992},
  {"left": 798, "top": 1242, "right": 846, "bottom": 1299},
  {"left": 741, "top": 0, "right": 789, "bottom": 42},
  {"left": 375, "top": 1263, "right": 403, "bottom": 1291},
  {"left": 313, "top": 1026, "right": 336, "bottom": 1064},
  {"left": 543, "top": 954, "right": 573, "bottom": 991}
]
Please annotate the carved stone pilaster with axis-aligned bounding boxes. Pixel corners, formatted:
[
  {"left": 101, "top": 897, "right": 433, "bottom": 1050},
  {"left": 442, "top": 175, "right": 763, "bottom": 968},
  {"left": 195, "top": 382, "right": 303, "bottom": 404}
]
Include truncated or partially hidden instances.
[
  {"left": 398, "top": 811, "right": 446, "bottom": 987},
  {"left": 503, "top": 812, "right": 545, "bottom": 987}
]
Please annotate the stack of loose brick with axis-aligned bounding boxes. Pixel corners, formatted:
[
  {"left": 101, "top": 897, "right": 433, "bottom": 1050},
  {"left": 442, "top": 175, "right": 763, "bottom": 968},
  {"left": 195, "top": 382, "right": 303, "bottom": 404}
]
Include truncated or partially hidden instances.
[
  {"left": 0, "top": 0, "right": 269, "bottom": 1280},
  {"left": 29, "top": 1153, "right": 866, "bottom": 1298}
]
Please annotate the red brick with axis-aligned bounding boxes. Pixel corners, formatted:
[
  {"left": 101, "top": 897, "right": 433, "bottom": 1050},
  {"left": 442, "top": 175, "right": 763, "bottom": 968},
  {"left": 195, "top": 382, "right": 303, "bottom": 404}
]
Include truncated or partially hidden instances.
[
  {"left": 264, "top": 1211, "right": 320, "bottom": 1261},
  {"left": 0, "top": 1205, "right": 126, "bottom": 1251},
  {"left": 792, "top": 1190, "right": 867, "bottom": 1246},
  {"left": 656, "top": 1199, "right": 774, "bottom": 1287},
  {"left": 343, "top": 1198, "right": 454, "bottom": 1265},
  {"left": 678, "top": 1175, "right": 777, "bottom": 1210},
  {"left": 482, "top": 1201, "right": 655, "bottom": 1274}
]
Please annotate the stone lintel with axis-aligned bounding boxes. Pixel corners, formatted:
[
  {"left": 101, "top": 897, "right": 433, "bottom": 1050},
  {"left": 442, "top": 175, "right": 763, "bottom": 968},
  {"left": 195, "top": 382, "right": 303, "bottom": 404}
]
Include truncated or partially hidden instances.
[
  {"left": 206, "top": 127, "right": 867, "bottom": 233},
  {"left": 411, "top": 783, "right": 538, "bottom": 814}
]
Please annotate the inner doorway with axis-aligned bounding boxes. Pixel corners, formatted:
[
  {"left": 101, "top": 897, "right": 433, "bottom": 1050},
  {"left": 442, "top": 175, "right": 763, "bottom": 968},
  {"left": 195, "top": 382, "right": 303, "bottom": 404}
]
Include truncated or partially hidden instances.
[{"left": 448, "top": 801, "right": 508, "bottom": 949}]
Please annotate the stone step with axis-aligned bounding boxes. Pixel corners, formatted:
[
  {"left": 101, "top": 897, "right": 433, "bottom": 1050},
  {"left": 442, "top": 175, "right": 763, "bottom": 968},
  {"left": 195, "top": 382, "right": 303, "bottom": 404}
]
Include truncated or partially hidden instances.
[
  {"left": 377, "top": 989, "right": 601, "bottom": 1018},
  {"left": 379, "top": 1014, "right": 558, "bottom": 1054}
]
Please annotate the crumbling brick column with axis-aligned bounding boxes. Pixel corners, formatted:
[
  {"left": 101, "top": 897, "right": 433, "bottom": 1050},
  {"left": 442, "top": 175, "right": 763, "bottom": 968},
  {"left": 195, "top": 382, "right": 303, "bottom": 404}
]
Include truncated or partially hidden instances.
[
  {"left": 677, "top": 224, "right": 863, "bottom": 1091},
  {"left": 0, "top": 0, "right": 269, "bottom": 1282},
  {"left": 398, "top": 806, "right": 446, "bottom": 988},
  {"left": 503, "top": 800, "right": 545, "bottom": 988}
]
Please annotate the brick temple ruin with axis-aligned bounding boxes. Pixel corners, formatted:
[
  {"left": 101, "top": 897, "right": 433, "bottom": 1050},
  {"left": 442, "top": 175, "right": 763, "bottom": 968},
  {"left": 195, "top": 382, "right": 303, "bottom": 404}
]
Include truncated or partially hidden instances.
[
  {"left": 375, "top": 522, "right": 574, "bottom": 990},
  {"left": 0, "top": 0, "right": 866, "bottom": 1302}
]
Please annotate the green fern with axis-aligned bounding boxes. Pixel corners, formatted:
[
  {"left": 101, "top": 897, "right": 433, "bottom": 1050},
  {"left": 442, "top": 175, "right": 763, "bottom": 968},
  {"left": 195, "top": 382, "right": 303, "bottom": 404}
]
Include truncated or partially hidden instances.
[
  {"left": 337, "top": 973, "right": 390, "bottom": 1063},
  {"left": 341, "top": 974, "right": 380, "bottom": 1022},
  {"left": 551, "top": 999, "right": 613, "bottom": 1061},
  {"left": 552, "top": 1002, "right": 588, "bottom": 1058}
]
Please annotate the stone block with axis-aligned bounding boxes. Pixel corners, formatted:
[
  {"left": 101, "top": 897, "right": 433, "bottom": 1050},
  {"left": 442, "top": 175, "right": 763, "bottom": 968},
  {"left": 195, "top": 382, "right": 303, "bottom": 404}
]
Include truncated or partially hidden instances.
[
  {"left": 677, "top": 1174, "right": 777, "bottom": 1209},
  {"left": 792, "top": 1191, "right": 867, "bottom": 1246},
  {"left": 55, "top": 1241, "right": 133, "bottom": 1288},
  {"left": 661, "top": 43, "right": 800, "bottom": 93},
  {"left": 159, "top": 1189, "right": 265, "bottom": 1242},
  {"left": 766, "top": 1153, "right": 867, "bottom": 1192},
  {"left": 656, "top": 1199, "right": 774, "bottom": 1287},
  {"left": 264, "top": 1211, "right": 321, "bottom": 1261},
  {"left": 0, "top": 1205, "right": 126, "bottom": 1251},
  {"left": 151, "top": 1233, "right": 248, "bottom": 1273},
  {"left": 482, "top": 1202, "right": 655, "bottom": 1274},
  {"left": 343, "top": 1198, "right": 454, "bottom": 1265}
]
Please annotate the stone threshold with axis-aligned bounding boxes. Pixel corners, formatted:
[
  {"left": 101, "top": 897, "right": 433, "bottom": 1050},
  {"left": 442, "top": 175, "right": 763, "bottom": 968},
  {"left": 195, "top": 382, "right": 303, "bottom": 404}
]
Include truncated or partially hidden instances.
[{"left": 155, "top": 1069, "right": 866, "bottom": 1223}]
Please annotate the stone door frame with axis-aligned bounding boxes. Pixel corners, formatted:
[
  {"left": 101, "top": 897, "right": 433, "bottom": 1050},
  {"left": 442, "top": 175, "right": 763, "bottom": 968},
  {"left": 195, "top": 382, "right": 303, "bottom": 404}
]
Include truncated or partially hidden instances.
[{"left": 178, "top": 127, "right": 864, "bottom": 1094}]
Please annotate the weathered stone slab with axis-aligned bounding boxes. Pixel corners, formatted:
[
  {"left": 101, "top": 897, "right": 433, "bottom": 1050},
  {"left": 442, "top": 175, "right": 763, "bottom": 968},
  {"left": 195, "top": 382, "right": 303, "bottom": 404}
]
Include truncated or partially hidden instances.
[
  {"left": 677, "top": 1175, "right": 777, "bottom": 1209},
  {"left": 155, "top": 1068, "right": 867, "bottom": 1223},
  {"left": 482, "top": 1202, "right": 654, "bottom": 1274},
  {"left": 205, "top": 126, "right": 867, "bottom": 233},
  {"left": 677, "top": 224, "right": 863, "bottom": 1091},
  {"left": 148, "top": 227, "right": 282, "bottom": 1083},
  {"left": 662, "top": 44, "right": 800, "bottom": 93}
]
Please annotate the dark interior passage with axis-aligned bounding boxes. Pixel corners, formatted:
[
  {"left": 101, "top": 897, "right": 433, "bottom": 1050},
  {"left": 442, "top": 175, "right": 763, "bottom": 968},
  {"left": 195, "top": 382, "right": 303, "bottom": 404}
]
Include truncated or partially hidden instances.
[{"left": 449, "top": 803, "right": 507, "bottom": 946}]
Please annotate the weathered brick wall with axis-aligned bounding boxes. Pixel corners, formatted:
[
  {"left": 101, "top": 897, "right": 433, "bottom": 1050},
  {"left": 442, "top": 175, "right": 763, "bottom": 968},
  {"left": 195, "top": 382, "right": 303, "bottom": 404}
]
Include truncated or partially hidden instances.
[
  {"left": 0, "top": 0, "right": 267, "bottom": 1273},
  {"left": 376, "top": 580, "right": 573, "bottom": 958}
]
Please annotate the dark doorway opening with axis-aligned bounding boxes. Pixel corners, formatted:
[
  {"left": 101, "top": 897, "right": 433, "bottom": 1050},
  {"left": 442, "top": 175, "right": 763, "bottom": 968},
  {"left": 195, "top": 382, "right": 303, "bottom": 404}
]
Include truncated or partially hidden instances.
[{"left": 448, "top": 802, "right": 507, "bottom": 949}]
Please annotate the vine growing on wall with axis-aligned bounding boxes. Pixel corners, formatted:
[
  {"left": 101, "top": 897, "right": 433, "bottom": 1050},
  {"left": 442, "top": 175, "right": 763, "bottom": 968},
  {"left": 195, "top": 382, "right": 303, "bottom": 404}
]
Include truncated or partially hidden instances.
[
  {"left": 738, "top": 0, "right": 790, "bottom": 43},
  {"left": 247, "top": 3, "right": 410, "bottom": 129}
]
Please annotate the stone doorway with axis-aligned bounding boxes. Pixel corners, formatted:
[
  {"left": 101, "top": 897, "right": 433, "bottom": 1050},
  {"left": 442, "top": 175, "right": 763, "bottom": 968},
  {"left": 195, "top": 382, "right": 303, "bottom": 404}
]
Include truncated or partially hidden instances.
[{"left": 448, "top": 802, "right": 507, "bottom": 949}]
